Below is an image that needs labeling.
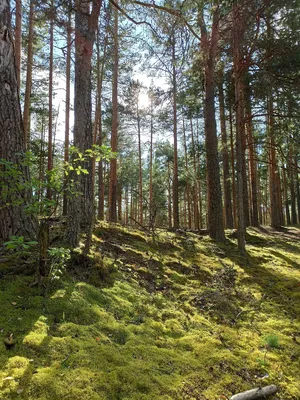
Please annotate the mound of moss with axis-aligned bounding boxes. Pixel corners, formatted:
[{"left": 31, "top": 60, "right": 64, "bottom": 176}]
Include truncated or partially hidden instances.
[{"left": 0, "top": 224, "right": 299, "bottom": 399}]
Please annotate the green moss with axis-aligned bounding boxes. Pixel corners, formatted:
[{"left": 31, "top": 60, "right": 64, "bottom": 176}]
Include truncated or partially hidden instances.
[{"left": 1, "top": 225, "right": 300, "bottom": 399}]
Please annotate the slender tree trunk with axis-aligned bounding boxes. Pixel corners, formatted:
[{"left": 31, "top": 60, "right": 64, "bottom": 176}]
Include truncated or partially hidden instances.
[
  {"left": 183, "top": 119, "right": 192, "bottom": 229},
  {"left": 268, "top": 94, "right": 281, "bottom": 228},
  {"left": 199, "top": 6, "right": 225, "bottom": 241},
  {"left": 233, "top": 1, "right": 246, "bottom": 254},
  {"left": 168, "top": 162, "right": 172, "bottom": 228},
  {"left": 47, "top": 1, "right": 54, "bottom": 201},
  {"left": 218, "top": 73, "right": 234, "bottom": 229},
  {"left": 229, "top": 98, "right": 237, "bottom": 228},
  {"left": 63, "top": 8, "right": 71, "bottom": 216},
  {"left": 0, "top": 0, "right": 36, "bottom": 240},
  {"left": 109, "top": 2, "right": 118, "bottom": 222},
  {"left": 282, "top": 165, "right": 290, "bottom": 225},
  {"left": 296, "top": 155, "right": 300, "bottom": 223},
  {"left": 245, "top": 76, "right": 259, "bottom": 227},
  {"left": 190, "top": 119, "right": 200, "bottom": 230},
  {"left": 15, "top": 0, "right": 21, "bottom": 90},
  {"left": 171, "top": 32, "right": 179, "bottom": 229},
  {"left": 23, "top": 0, "right": 34, "bottom": 146},
  {"left": 149, "top": 93, "right": 154, "bottom": 227},
  {"left": 137, "top": 108, "right": 143, "bottom": 225},
  {"left": 95, "top": 8, "right": 110, "bottom": 220}
]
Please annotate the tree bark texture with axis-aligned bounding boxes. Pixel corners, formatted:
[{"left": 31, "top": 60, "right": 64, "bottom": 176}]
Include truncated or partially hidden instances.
[
  {"left": 233, "top": 1, "right": 246, "bottom": 254},
  {"left": 171, "top": 31, "right": 179, "bottom": 229},
  {"left": 109, "top": 1, "right": 118, "bottom": 222},
  {"left": 218, "top": 74, "right": 234, "bottom": 229},
  {"left": 0, "top": 0, "right": 36, "bottom": 240},
  {"left": 23, "top": 0, "right": 34, "bottom": 146},
  {"left": 199, "top": 6, "right": 225, "bottom": 241},
  {"left": 14, "top": 0, "right": 21, "bottom": 89},
  {"left": 66, "top": 0, "right": 102, "bottom": 247}
]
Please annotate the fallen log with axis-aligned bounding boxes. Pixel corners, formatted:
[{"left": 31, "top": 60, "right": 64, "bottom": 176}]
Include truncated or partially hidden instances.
[{"left": 230, "top": 385, "right": 278, "bottom": 400}]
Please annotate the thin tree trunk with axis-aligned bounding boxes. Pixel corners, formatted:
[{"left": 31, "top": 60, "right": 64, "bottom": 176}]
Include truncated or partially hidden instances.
[
  {"left": 245, "top": 76, "right": 259, "bottom": 227},
  {"left": 183, "top": 118, "right": 192, "bottom": 229},
  {"left": 23, "top": 0, "right": 34, "bottom": 146},
  {"left": 137, "top": 108, "right": 143, "bottom": 225},
  {"left": 109, "top": 2, "right": 118, "bottom": 222},
  {"left": 229, "top": 98, "right": 237, "bottom": 228},
  {"left": 15, "top": 0, "right": 21, "bottom": 90},
  {"left": 282, "top": 165, "right": 290, "bottom": 225},
  {"left": 63, "top": 8, "right": 71, "bottom": 216},
  {"left": 47, "top": 1, "right": 54, "bottom": 201},
  {"left": 218, "top": 73, "right": 234, "bottom": 229},
  {"left": 233, "top": 1, "right": 246, "bottom": 254},
  {"left": 190, "top": 119, "right": 200, "bottom": 230},
  {"left": 171, "top": 32, "right": 179, "bottom": 229}
]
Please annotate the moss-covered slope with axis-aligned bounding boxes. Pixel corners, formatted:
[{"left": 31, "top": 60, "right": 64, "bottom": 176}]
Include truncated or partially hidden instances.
[{"left": 0, "top": 225, "right": 299, "bottom": 399}]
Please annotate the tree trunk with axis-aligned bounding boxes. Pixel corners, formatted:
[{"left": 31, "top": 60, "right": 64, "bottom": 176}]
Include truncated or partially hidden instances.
[
  {"left": 15, "top": 0, "right": 21, "bottom": 90},
  {"left": 109, "top": 2, "right": 118, "bottom": 222},
  {"left": 66, "top": 0, "right": 101, "bottom": 247},
  {"left": 183, "top": 118, "right": 192, "bottom": 229},
  {"left": 218, "top": 73, "right": 234, "bottom": 229},
  {"left": 23, "top": 0, "right": 34, "bottom": 146},
  {"left": 137, "top": 108, "right": 143, "bottom": 225},
  {"left": 233, "top": 1, "right": 246, "bottom": 254},
  {"left": 63, "top": 7, "right": 71, "bottom": 216},
  {"left": 0, "top": 0, "right": 36, "bottom": 240},
  {"left": 199, "top": 6, "right": 225, "bottom": 241},
  {"left": 46, "top": 1, "right": 54, "bottom": 201},
  {"left": 171, "top": 32, "right": 179, "bottom": 229},
  {"left": 245, "top": 76, "right": 259, "bottom": 227}
]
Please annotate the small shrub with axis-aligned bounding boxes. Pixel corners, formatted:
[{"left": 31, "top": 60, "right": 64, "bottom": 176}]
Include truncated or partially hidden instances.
[{"left": 264, "top": 334, "right": 280, "bottom": 349}]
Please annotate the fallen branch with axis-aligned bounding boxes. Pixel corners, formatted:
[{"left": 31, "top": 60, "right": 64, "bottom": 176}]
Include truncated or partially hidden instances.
[{"left": 230, "top": 385, "right": 278, "bottom": 400}]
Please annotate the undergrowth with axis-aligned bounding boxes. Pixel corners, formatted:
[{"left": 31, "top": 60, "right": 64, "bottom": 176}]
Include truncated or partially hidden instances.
[{"left": 0, "top": 224, "right": 299, "bottom": 399}]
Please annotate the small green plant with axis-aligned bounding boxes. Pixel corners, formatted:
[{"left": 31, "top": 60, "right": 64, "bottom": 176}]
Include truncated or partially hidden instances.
[
  {"left": 48, "top": 247, "right": 71, "bottom": 280},
  {"left": 4, "top": 235, "right": 37, "bottom": 252},
  {"left": 264, "top": 334, "right": 280, "bottom": 349}
]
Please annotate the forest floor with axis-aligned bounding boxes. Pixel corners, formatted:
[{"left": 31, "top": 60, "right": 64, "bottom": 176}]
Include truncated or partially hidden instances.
[{"left": 0, "top": 224, "right": 299, "bottom": 400}]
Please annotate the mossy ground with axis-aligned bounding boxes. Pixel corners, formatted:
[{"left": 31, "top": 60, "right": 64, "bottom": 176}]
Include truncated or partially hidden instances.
[{"left": 0, "top": 224, "right": 300, "bottom": 399}]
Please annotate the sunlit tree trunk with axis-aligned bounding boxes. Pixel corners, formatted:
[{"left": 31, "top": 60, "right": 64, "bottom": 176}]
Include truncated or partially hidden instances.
[
  {"left": 46, "top": 0, "right": 54, "bottom": 201},
  {"left": 66, "top": 0, "right": 102, "bottom": 248},
  {"left": 109, "top": 2, "right": 118, "bottom": 222},
  {"left": 171, "top": 31, "right": 179, "bottom": 229},
  {"left": 190, "top": 119, "right": 200, "bottom": 230},
  {"left": 233, "top": 0, "right": 246, "bottom": 253},
  {"left": 0, "top": 0, "right": 36, "bottom": 240},
  {"left": 218, "top": 73, "right": 233, "bottom": 229},
  {"left": 245, "top": 76, "right": 259, "bottom": 227},
  {"left": 15, "top": 0, "right": 21, "bottom": 89},
  {"left": 182, "top": 118, "right": 192, "bottom": 229},
  {"left": 23, "top": 0, "right": 34, "bottom": 146},
  {"left": 63, "top": 8, "right": 72, "bottom": 216}
]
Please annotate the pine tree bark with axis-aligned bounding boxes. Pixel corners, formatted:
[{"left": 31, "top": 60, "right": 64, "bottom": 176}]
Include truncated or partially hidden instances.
[
  {"left": 23, "top": 0, "right": 34, "bottom": 146},
  {"left": 0, "top": 0, "right": 36, "bottom": 240},
  {"left": 198, "top": 6, "right": 225, "bottom": 241},
  {"left": 63, "top": 7, "right": 71, "bottom": 216},
  {"left": 66, "top": 0, "right": 102, "bottom": 247},
  {"left": 109, "top": 2, "right": 118, "bottom": 222},
  {"left": 233, "top": 1, "right": 246, "bottom": 254},
  {"left": 46, "top": 1, "right": 54, "bottom": 201},
  {"left": 245, "top": 76, "right": 259, "bottom": 227},
  {"left": 171, "top": 31, "right": 179, "bottom": 229},
  {"left": 15, "top": 0, "right": 21, "bottom": 89},
  {"left": 218, "top": 73, "right": 234, "bottom": 229}
]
